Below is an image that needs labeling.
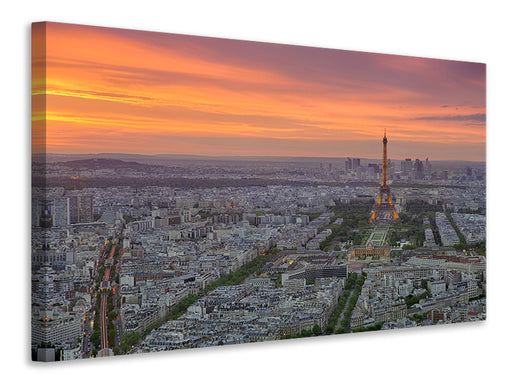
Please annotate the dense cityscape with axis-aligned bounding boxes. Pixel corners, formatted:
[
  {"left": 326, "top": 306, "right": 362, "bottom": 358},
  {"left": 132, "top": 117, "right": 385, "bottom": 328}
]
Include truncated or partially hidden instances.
[{"left": 31, "top": 150, "right": 486, "bottom": 361}]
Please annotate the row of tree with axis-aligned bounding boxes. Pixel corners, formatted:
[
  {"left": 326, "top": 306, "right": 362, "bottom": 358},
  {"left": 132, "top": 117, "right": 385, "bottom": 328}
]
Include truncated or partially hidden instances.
[
  {"left": 204, "top": 247, "right": 279, "bottom": 293},
  {"left": 119, "top": 247, "right": 279, "bottom": 353},
  {"left": 325, "top": 288, "right": 352, "bottom": 335},
  {"left": 352, "top": 323, "right": 383, "bottom": 333},
  {"left": 281, "top": 324, "right": 323, "bottom": 339},
  {"left": 335, "top": 273, "right": 366, "bottom": 334},
  {"left": 323, "top": 273, "right": 363, "bottom": 335},
  {"left": 281, "top": 273, "right": 368, "bottom": 339}
]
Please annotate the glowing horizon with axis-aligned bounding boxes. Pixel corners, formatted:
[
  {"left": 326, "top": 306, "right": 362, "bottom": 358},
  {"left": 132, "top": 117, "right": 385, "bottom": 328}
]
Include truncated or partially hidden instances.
[{"left": 32, "top": 22, "right": 486, "bottom": 161}]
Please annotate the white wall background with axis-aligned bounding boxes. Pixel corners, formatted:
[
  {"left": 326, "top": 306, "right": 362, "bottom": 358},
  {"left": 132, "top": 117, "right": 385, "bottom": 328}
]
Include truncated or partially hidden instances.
[{"left": 3, "top": 1, "right": 510, "bottom": 382}]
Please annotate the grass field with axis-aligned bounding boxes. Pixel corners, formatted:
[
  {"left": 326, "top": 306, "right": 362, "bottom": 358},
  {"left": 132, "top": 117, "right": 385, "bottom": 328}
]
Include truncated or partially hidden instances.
[{"left": 366, "top": 225, "right": 389, "bottom": 246}]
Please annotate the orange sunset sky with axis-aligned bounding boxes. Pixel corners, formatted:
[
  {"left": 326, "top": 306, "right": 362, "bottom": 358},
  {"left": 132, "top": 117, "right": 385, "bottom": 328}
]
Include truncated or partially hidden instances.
[{"left": 32, "top": 22, "right": 486, "bottom": 161}]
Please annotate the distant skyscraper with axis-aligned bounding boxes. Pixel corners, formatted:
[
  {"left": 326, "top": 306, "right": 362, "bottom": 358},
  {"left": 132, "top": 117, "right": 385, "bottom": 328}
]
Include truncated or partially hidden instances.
[
  {"left": 367, "top": 165, "right": 375, "bottom": 178},
  {"left": 388, "top": 159, "right": 394, "bottom": 179},
  {"left": 414, "top": 159, "right": 424, "bottom": 179},
  {"left": 368, "top": 163, "right": 380, "bottom": 174},
  {"left": 345, "top": 157, "right": 352, "bottom": 172},
  {"left": 425, "top": 157, "right": 432, "bottom": 179},
  {"left": 401, "top": 158, "right": 413, "bottom": 177}
]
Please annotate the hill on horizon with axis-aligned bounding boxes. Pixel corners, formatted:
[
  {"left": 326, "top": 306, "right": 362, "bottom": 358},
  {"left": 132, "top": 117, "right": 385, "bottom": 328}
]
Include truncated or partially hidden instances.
[{"left": 36, "top": 152, "right": 486, "bottom": 168}]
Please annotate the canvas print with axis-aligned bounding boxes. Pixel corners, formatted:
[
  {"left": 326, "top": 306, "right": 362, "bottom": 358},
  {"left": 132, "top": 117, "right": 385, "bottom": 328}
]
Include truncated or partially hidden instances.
[{"left": 31, "top": 22, "right": 486, "bottom": 362}]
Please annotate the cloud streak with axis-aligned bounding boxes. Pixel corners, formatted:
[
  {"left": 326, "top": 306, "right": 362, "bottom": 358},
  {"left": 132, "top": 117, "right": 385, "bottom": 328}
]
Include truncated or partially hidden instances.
[{"left": 412, "top": 113, "right": 486, "bottom": 122}]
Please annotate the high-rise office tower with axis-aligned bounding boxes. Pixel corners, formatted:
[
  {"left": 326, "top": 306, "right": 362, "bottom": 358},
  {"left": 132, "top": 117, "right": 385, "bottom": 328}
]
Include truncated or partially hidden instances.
[
  {"left": 425, "top": 157, "right": 432, "bottom": 179},
  {"left": 68, "top": 195, "right": 93, "bottom": 224},
  {"left": 79, "top": 195, "right": 93, "bottom": 223},
  {"left": 414, "top": 159, "right": 424, "bottom": 179},
  {"left": 401, "top": 158, "right": 413, "bottom": 177},
  {"left": 345, "top": 157, "right": 352, "bottom": 172},
  {"left": 53, "top": 197, "right": 70, "bottom": 227}
]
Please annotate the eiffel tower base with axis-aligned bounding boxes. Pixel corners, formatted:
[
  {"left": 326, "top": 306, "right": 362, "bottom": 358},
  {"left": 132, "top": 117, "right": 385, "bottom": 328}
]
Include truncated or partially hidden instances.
[{"left": 370, "top": 203, "right": 399, "bottom": 223}]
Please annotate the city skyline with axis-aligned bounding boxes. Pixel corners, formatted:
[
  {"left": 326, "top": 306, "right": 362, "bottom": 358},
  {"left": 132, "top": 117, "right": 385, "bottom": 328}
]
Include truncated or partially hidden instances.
[{"left": 32, "top": 22, "right": 486, "bottom": 161}]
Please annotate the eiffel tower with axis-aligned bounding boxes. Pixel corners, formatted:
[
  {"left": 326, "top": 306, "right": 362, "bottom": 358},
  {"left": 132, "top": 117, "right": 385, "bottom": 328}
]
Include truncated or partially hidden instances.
[{"left": 370, "top": 130, "right": 399, "bottom": 223}]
